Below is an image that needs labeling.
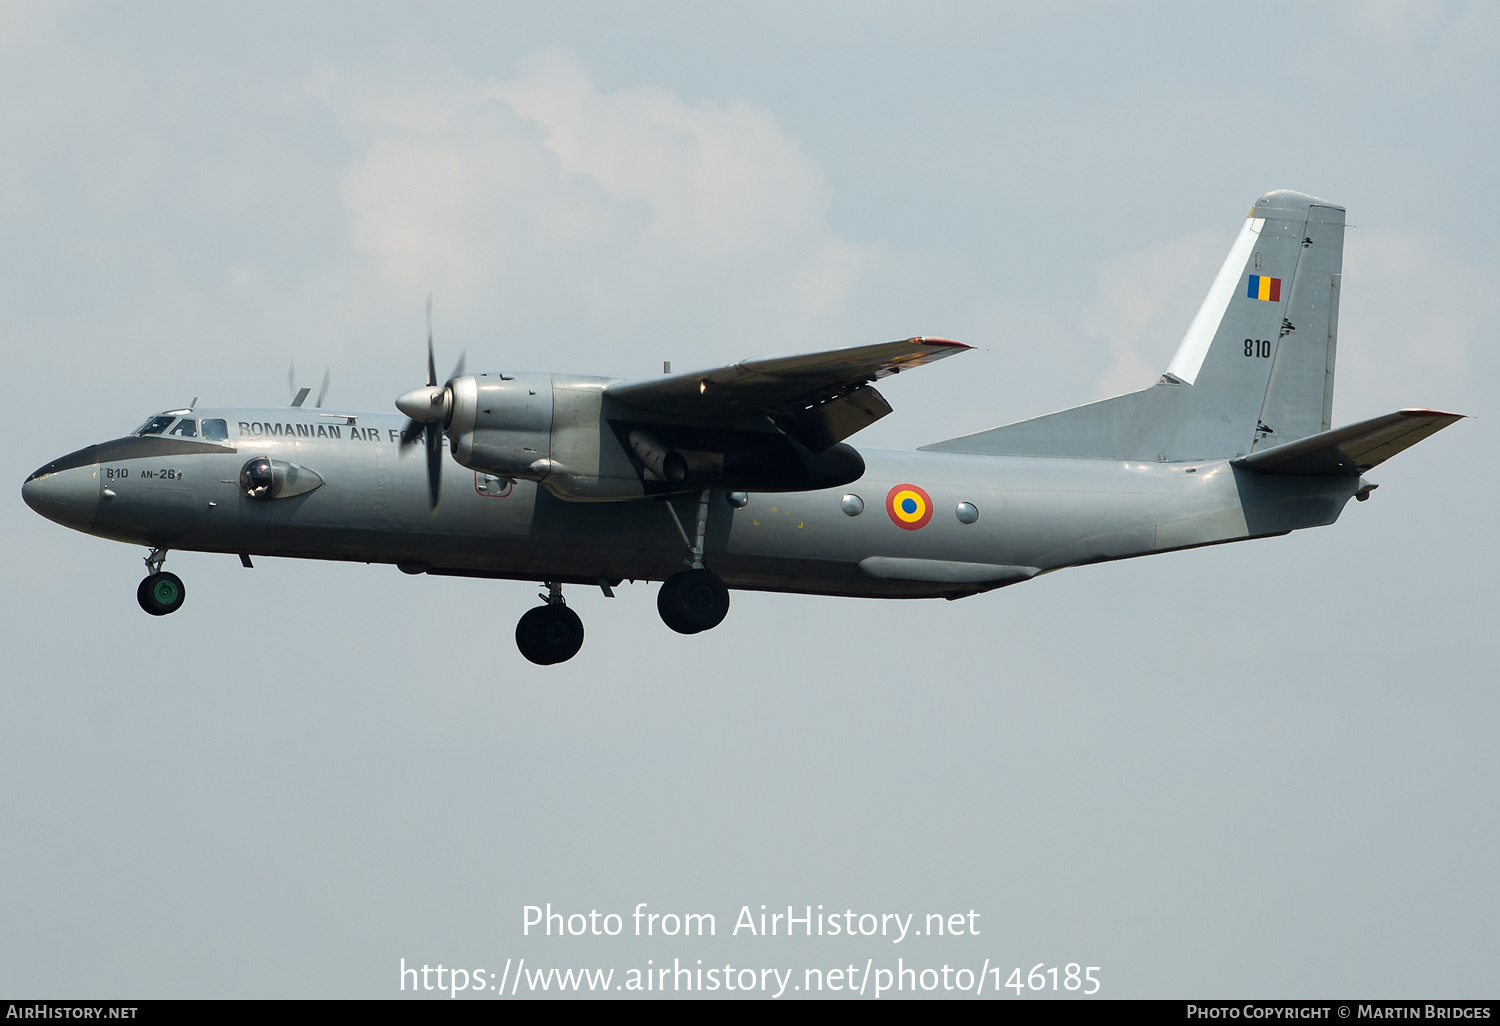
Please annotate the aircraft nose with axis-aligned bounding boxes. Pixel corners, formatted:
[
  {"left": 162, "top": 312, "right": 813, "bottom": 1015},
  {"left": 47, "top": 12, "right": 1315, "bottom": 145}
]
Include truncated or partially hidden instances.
[{"left": 22, "top": 448, "right": 100, "bottom": 532}]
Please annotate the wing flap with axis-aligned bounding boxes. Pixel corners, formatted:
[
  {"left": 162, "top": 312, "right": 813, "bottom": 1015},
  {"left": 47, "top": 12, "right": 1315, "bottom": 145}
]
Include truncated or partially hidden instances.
[{"left": 1232, "top": 408, "right": 1464, "bottom": 475}]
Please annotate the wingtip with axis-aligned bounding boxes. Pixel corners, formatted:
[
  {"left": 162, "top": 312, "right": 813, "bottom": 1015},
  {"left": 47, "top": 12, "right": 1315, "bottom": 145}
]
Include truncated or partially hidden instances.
[
  {"left": 913, "top": 337, "right": 971, "bottom": 349},
  {"left": 1398, "top": 408, "right": 1467, "bottom": 419}
]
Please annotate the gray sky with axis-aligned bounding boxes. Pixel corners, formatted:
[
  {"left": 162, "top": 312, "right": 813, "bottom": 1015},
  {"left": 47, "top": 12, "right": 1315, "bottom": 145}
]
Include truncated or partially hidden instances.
[{"left": 2, "top": 0, "right": 1495, "bottom": 999}]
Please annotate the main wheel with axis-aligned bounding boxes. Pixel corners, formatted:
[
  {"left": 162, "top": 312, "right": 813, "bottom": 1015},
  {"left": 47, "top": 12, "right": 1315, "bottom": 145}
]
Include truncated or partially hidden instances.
[
  {"left": 137, "top": 572, "right": 186, "bottom": 616},
  {"left": 657, "top": 569, "right": 730, "bottom": 634},
  {"left": 515, "top": 604, "right": 585, "bottom": 665},
  {"left": 656, "top": 578, "right": 694, "bottom": 634}
]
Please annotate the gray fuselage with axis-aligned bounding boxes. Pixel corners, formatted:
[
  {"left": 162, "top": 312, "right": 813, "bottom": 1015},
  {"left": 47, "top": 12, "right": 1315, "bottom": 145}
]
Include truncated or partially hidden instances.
[{"left": 24, "top": 407, "right": 1360, "bottom": 600}]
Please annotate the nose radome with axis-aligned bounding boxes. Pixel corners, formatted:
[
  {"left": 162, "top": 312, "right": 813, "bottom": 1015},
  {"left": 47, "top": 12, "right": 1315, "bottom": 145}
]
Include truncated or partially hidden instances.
[{"left": 22, "top": 461, "right": 100, "bottom": 532}]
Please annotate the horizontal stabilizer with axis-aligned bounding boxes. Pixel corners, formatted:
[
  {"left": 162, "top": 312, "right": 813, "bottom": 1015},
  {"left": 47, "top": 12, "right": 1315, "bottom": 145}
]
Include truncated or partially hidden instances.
[{"left": 1231, "top": 409, "right": 1464, "bottom": 475}]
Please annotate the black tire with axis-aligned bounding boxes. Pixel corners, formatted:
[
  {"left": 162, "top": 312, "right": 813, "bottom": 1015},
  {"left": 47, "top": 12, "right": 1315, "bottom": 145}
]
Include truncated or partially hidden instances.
[
  {"left": 658, "top": 569, "right": 730, "bottom": 634},
  {"left": 657, "top": 576, "right": 698, "bottom": 635},
  {"left": 515, "top": 605, "right": 585, "bottom": 665},
  {"left": 137, "top": 572, "right": 186, "bottom": 616}
]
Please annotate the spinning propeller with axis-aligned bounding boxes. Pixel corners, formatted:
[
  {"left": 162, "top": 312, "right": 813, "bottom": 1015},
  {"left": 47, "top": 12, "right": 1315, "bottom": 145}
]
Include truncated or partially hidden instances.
[
  {"left": 395, "top": 296, "right": 464, "bottom": 511},
  {"left": 288, "top": 363, "right": 331, "bottom": 408}
]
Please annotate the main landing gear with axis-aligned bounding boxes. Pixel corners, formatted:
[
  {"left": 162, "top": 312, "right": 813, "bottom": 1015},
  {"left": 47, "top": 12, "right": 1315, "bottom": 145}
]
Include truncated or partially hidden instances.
[
  {"left": 513, "top": 491, "right": 736, "bottom": 665},
  {"left": 656, "top": 489, "right": 731, "bottom": 635},
  {"left": 657, "top": 569, "right": 730, "bottom": 634},
  {"left": 515, "top": 582, "right": 585, "bottom": 666},
  {"left": 137, "top": 547, "right": 185, "bottom": 616}
]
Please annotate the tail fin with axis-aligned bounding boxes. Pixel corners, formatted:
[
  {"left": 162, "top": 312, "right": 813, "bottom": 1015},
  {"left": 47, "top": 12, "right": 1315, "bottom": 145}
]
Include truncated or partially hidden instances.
[{"left": 923, "top": 190, "right": 1346, "bottom": 461}]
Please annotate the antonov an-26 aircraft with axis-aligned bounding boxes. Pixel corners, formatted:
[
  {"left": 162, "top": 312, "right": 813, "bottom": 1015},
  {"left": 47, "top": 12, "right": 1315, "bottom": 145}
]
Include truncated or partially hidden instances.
[{"left": 23, "top": 191, "right": 1462, "bottom": 664}]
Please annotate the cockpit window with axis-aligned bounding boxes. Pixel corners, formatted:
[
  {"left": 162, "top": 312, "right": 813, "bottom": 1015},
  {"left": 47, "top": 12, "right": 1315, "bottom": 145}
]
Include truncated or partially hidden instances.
[
  {"left": 135, "top": 416, "right": 174, "bottom": 436},
  {"left": 167, "top": 418, "right": 197, "bottom": 438},
  {"left": 202, "top": 419, "right": 229, "bottom": 442}
]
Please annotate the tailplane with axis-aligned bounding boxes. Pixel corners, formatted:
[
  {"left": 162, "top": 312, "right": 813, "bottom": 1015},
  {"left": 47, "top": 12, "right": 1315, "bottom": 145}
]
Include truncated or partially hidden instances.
[
  {"left": 924, "top": 190, "right": 1347, "bottom": 461},
  {"left": 1231, "top": 409, "right": 1464, "bottom": 476}
]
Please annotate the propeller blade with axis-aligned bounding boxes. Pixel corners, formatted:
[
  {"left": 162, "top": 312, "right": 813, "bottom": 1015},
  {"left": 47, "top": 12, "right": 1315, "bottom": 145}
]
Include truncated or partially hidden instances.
[
  {"left": 450, "top": 350, "right": 466, "bottom": 382},
  {"left": 425, "top": 422, "right": 442, "bottom": 510},
  {"left": 287, "top": 361, "right": 297, "bottom": 400},
  {"left": 315, "top": 366, "right": 331, "bottom": 408},
  {"left": 425, "top": 294, "right": 437, "bottom": 388},
  {"left": 395, "top": 295, "right": 447, "bottom": 506}
]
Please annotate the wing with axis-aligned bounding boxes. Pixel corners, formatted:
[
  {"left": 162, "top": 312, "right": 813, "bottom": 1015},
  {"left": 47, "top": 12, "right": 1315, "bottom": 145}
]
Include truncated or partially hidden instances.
[
  {"left": 1232, "top": 409, "right": 1464, "bottom": 475},
  {"left": 605, "top": 337, "right": 970, "bottom": 450}
]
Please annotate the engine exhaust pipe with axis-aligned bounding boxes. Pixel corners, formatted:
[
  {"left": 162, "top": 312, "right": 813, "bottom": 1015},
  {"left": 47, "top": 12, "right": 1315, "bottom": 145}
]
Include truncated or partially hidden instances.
[{"left": 628, "top": 430, "right": 687, "bottom": 484}]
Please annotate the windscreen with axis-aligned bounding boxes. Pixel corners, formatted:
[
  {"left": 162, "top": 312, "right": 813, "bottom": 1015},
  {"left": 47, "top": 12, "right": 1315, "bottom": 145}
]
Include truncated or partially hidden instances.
[{"left": 134, "top": 416, "right": 174, "bottom": 436}]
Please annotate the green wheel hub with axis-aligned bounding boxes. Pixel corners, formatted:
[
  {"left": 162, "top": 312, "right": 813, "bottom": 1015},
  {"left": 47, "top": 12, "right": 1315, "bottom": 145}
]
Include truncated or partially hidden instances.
[{"left": 138, "top": 571, "right": 185, "bottom": 616}]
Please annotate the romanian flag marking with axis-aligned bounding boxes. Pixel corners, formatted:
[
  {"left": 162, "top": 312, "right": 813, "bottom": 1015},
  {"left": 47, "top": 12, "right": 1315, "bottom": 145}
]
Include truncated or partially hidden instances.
[
  {"left": 1247, "top": 275, "right": 1282, "bottom": 302},
  {"left": 886, "top": 483, "right": 934, "bottom": 530}
]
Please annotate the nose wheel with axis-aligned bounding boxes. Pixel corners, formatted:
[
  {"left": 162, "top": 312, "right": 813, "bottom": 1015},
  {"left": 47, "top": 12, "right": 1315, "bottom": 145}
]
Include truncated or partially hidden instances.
[
  {"left": 136, "top": 547, "right": 185, "bottom": 616},
  {"left": 137, "top": 571, "right": 185, "bottom": 616},
  {"left": 515, "top": 582, "right": 585, "bottom": 665}
]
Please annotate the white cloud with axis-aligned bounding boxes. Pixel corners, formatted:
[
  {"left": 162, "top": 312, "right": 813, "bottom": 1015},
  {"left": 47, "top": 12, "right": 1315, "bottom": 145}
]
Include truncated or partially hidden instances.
[
  {"left": 490, "top": 50, "right": 831, "bottom": 262},
  {"left": 1342, "top": 0, "right": 1449, "bottom": 47},
  {"left": 1330, "top": 0, "right": 1500, "bottom": 81},
  {"left": 1084, "top": 228, "right": 1229, "bottom": 399},
  {"left": 323, "top": 49, "right": 891, "bottom": 375},
  {"left": 1068, "top": 219, "right": 1498, "bottom": 424},
  {"left": 1337, "top": 226, "right": 1497, "bottom": 417}
]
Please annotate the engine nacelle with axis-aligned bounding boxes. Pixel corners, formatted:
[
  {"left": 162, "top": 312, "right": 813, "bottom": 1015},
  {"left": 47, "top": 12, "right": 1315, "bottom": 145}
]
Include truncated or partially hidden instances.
[
  {"left": 444, "top": 372, "right": 866, "bottom": 501},
  {"left": 446, "top": 372, "right": 556, "bottom": 482},
  {"left": 444, "top": 373, "right": 645, "bottom": 499}
]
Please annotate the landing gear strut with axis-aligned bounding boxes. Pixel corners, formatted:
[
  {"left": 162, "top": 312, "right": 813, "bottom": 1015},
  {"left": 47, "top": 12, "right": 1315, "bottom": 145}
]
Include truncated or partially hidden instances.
[
  {"left": 657, "top": 490, "right": 731, "bottom": 634},
  {"left": 515, "top": 581, "right": 584, "bottom": 665},
  {"left": 137, "top": 547, "right": 185, "bottom": 616}
]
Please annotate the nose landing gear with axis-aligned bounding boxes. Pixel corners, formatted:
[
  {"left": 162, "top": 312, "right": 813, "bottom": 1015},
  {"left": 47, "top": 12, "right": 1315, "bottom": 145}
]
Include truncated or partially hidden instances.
[
  {"left": 137, "top": 547, "right": 185, "bottom": 616},
  {"left": 515, "top": 581, "right": 585, "bottom": 665}
]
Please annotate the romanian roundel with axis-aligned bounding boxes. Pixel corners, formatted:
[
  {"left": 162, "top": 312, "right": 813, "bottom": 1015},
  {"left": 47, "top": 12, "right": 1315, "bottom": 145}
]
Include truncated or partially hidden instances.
[{"left": 885, "top": 483, "right": 934, "bottom": 530}]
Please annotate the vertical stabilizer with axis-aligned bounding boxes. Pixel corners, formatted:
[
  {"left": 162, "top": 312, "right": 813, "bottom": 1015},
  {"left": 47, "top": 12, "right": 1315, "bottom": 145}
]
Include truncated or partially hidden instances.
[
  {"left": 1259, "top": 213, "right": 1344, "bottom": 444},
  {"left": 1163, "top": 190, "right": 1345, "bottom": 453},
  {"left": 921, "top": 190, "right": 1346, "bottom": 461}
]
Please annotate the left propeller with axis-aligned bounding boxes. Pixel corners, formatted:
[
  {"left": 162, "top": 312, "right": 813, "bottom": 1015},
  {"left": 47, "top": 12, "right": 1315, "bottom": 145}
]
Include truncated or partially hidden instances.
[
  {"left": 396, "top": 296, "right": 464, "bottom": 511},
  {"left": 288, "top": 363, "right": 332, "bottom": 408}
]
